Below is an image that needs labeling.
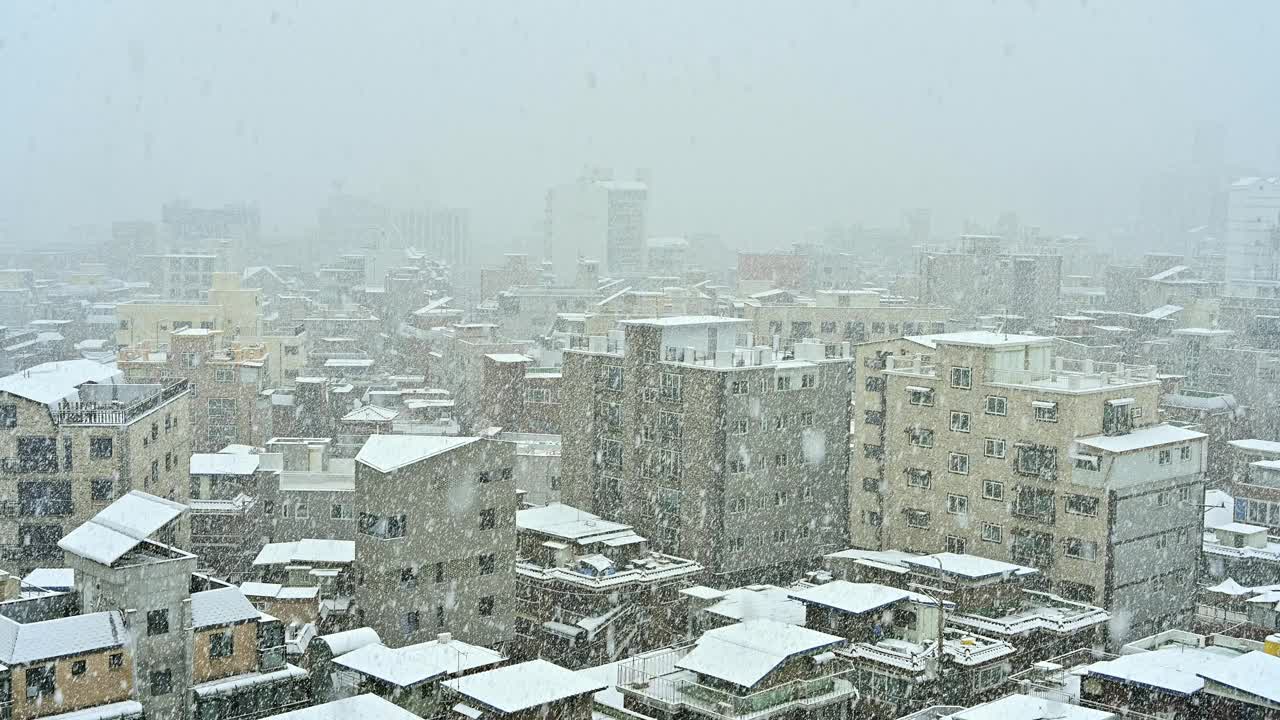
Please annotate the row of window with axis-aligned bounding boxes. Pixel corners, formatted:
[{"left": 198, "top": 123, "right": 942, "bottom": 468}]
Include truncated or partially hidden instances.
[
  {"left": 358, "top": 508, "right": 500, "bottom": 539},
  {"left": 727, "top": 486, "right": 817, "bottom": 512},
  {"left": 399, "top": 555, "right": 498, "bottom": 588},
  {"left": 402, "top": 596, "right": 496, "bottom": 635},
  {"left": 730, "top": 411, "right": 817, "bottom": 435}
]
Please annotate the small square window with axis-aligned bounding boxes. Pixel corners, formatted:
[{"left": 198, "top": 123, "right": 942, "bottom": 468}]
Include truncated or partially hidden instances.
[
  {"left": 950, "top": 367, "right": 972, "bottom": 389},
  {"left": 985, "top": 396, "right": 1007, "bottom": 416},
  {"left": 91, "top": 479, "right": 114, "bottom": 503},
  {"left": 985, "top": 438, "right": 1006, "bottom": 458},
  {"left": 946, "top": 535, "right": 966, "bottom": 554},
  {"left": 209, "top": 631, "right": 234, "bottom": 658},
  {"left": 982, "top": 523, "right": 1003, "bottom": 543},
  {"left": 402, "top": 611, "right": 421, "bottom": 634},
  {"left": 71, "top": 660, "right": 86, "bottom": 676},
  {"left": 90, "top": 437, "right": 113, "bottom": 459},
  {"left": 109, "top": 653, "right": 124, "bottom": 670},
  {"left": 150, "top": 669, "right": 172, "bottom": 696},
  {"left": 147, "top": 609, "right": 169, "bottom": 636},
  {"left": 478, "top": 553, "right": 496, "bottom": 575},
  {"left": 478, "top": 596, "right": 495, "bottom": 616},
  {"left": 949, "top": 411, "right": 971, "bottom": 433},
  {"left": 982, "top": 480, "right": 1005, "bottom": 501},
  {"left": 479, "top": 508, "right": 496, "bottom": 530},
  {"left": 948, "top": 452, "right": 969, "bottom": 475},
  {"left": 947, "top": 494, "right": 968, "bottom": 515}
]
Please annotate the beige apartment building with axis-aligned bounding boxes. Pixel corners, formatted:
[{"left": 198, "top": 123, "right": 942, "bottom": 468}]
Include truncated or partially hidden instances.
[
  {"left": 0, "top": 359, "right": 191, "bottom": 571},
  {"left": 560, "top": 316, "right": 853, "bottom": 584},
  {"left": 737, "top": 289, "right": 949, "bottom": 346},
  {"left": 119, "top": 328, "right": 271, "bottom": 453},
  {"left": 115, "top": 272, "right": 266, "bottom": 347},
  {"left": 856, "top": 331, "right": 1206, "bottom": 644}
]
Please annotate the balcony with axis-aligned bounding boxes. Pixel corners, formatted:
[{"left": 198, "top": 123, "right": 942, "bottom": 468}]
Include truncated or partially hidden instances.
[
  {"left": 51, "top": 378, "right": 189, "bottom": 425},
  {"left": 884, "top": 354, "right": 937, "bottom": 378}
]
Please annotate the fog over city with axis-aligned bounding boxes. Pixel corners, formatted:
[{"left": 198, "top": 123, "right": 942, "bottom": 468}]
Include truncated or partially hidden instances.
[
  {"left": 4, "top": 1, "right": 1280, "bottom": 249},
  {"left": 3, "top": 3, "right": 1280, "bottom": 720}
]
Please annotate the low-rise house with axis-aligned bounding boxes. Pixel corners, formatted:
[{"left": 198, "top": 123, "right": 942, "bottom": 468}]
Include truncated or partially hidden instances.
[
  {"left": 617, "top": 619, "right": 857, "bottom": 720},
  {"left": 329, "top": 633, "right": 505, "bottom": 717},
  {"left": 251, "top": 539, "right": 355, "bottom": 633},
  {"left": 942, "top": 693, "right": 1116, "bottom": 720},
  {"left": 512, "top": 503, "right": 702, "bottom": 669},
  {"left": 442, "top": 659, "right": 605, "bottom": 720},
  {"left": 260, "top": 693, "right": 423, "bottom": 720},
  {"left": 1202, "top": 522, "right": 1280, "bottom": 588},
  {"left": 679, "top": 583, "right": 808, "bottom": 638}
]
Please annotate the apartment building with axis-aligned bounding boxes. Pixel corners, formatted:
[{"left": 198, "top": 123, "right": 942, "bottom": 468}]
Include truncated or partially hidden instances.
[
  {"left": 866, "top": 331, "right": 1206, "bottom": 644},
  {"left": 560, "top": 316, "right": 853, "bottom": 583},
  {"left": 737, "top": 289, "right": 949, "bottom": 347},
  {"left": 115, "top": 272, "right": 264, "bottom": 348},
  {"left": 353, "top": 435, "right": 517, "bottom": 650},
  {"left": 0, "top": 359, "right": 191, "bottom": 571},
  {"left": 916, "top": 236, "right": 1062, "bottom": 321},
  {"left": 512, "top": 502, "right": 702, "bottom": 669},
  {"left": 119, "top": 328, "right": 269, "bottom": 453}
]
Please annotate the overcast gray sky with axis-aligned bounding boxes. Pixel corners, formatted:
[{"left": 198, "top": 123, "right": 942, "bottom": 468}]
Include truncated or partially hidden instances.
[{"left": 2, "top": 1, "right": 1278, "bottom": 249}]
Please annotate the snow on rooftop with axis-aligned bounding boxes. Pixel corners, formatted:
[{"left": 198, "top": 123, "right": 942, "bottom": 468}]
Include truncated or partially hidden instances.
[
  {"left": 22, "top": 567, "right": 73, "bottom": 590},
  {"left": 919, "top": 331, "right": 1052, "bottom": 348},
  {"left": 0, "top": 610, "right": 128, "bottom": 664},
  {"left": 516, "top": 503, "right": 632, "bottom": 542},
  {"left": 1214, "top": 522, "right": 1267, "bottom": 535},
  {"left": 1086, "top": 645, "right": 1236, "bottom": 696},
  {"left": 191, "top": 452, "right": 261, "bottom": 476},
  {"left": 676, "top": 619, "right": 844, "bottom": 688},
  {"left": 1197, "top": 650, "right": 1280, "bottom": 703},
  {"left": 1230, "top": 439, "right": 1280, "bottom": 455},
  {"left": 191, "top": 587, "right": 262, "bottom": 629},
  {"left": 355, "top": 434, "right": 479, "bottom": 473},
  {"left": 905, "top": 552, "right": 1038, "bottom": 579},
  {"left": 253, "top": 539, "right": 354, "bottom": 566},
  {"left": 707, "top": 584, "right": 808, "bottom": 624},
  {"left": 315, "top": 627, "right": 381, "bottom": 656},
  {"left": 619, "top": 315, "right": 748, "bottom": 327},
  {"left": 58, "top": 490, "right": 187, "bottom": 566},
  {"left": 341, "top": 405, "right": 400, "bottom": 423},
  {"left": 1075, "top": 424, "right": 1207, "bottom": 453},
  {"left": 485, "top": 353, "right": 533, "bottom": 363},
  {"left": 261, "top": 694, "right": 421, "bottom": 720},
  {"left": 443, "top": 659, "right": 606, "bottom": 713},
  {"left": 788, "top": 581, "right": 943, "bottom": 615},
  {"left": 944, "top": 693, "right": 1115, "bottom": 720},
  {"left": 37, "top": 700, "right": 145, "bottom": 720},
  {"left": 333, "top": 638, "right": 505, "bottom": 687},
  {"left": 0, "top": 358, "right": 122, "bottom": 406}
]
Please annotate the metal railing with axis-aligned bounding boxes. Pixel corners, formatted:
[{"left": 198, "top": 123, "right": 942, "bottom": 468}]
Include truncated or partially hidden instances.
[
  {"left": 986, "top": 360, "right": 1158, "bottom": 390},
  {"left": 52, "top": 378, "right": 189, "bottom": 425}
]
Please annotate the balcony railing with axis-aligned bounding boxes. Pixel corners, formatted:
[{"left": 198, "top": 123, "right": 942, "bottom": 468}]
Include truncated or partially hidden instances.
[
  {"left": 52, "top": 379, "right": 189, "bottom": 425},
  {"left": 0, "top": 544, "right": 64, "bottom": 564},
  {"left": 986, "top": 360, "right": 1158, "bottom": 391}
]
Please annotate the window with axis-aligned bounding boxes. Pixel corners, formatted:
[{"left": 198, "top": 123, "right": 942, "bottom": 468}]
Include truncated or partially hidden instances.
[
  {"left": 604, "top": 366, "right": 623, "bottom": 392},
  {"left": 771, "top": 528, "right": 788, "bottom": 543},
  {"left": 90, "top": 437, "right": 113, "bottom": 459},
  {"left": 109, "top": 653, "right": 123, "bottom": 670},
  {"left": 865, "top": 376, "right": 885, "bottom": 392},
  {"left": 948, "top": 452, "right": 969, "bottom": 475},
  {"left": 1016, "top": 445, "right": 1057, "bottom": 479},
  {"left": 729, "top": 496, "right": 747, "bottom": 513},
  {"left": 210, "top": 632, "right": 234, "bottom": 658},
  {"left": 773, "top": 453, "right": 789, "bottom": 468},
  {"left": 150, "top": 670, "right": 172, "bottom": 696},
  {"left": 985, "top": 438, "right": 1006, "bottom": 458},
  {"left": 1158, "top": 449, "right": 1172, "bottom": 465},
  {"left": 863, "top": 477, "right": 880, "bottom": 492},
  {"left": 1157, "top": 491, "right": 1170, "bottom": 507},
  {"left": 1155, "top": 533, "right": 1168, "bottom": 550},
  {"left": 1065, "top": 538, "right": 1098, "bottom": 561},
  {"left": 906, "top": 509, "right": 931, "bottom": 528},
  {"left": 907, "top": 469, "right": 932, "bottom": 488},
  {"left": 402, "top": 611, "right": 421, "bottom": 634},
  {"left": 800, "top": 411, "right": 814, "bottom": 426},
  {"left": 908, "top": 387, "right": 934, "bottom": 406},
  {"left": 478, "top": 553, "right": 496, "bottom": 575},
  {"left": 801, "top": 373, "right": 817, "bottom": 389},
  {"left": 983, "top": 392, "right": 1003, "bottom": 415},
  {"left": 982, "top": 523, "right": 1003, "bottom": 543},
  {"left": 865, "top": 511, "right": 882, "bottom": 527},
  {"left": 821, "top": 321, "right": 837, "bottom": 334},
  {"left": 435, "top": 562, "right": 445, "bottom": 583},
  {"left": 1013, "top": 487, "right": 1057, "bottom": 522},
  {"left": 0, "top": 404, "right": 16, "bottom": 428},
  {"left": 164, "top": 452, "right": 171, "bottom": 471},
  {"left": 1178, "top": 486, "right": 1191, "bottom": 502},
  {"left": 798, "top": 524, "right": 811, "bottom": 539},
  {"left": 910, "top": 427, "right": 934, "bottom": 448},
  {"left": 863, "top": 444, "right": 884, "bottom": 460},
  {"left": 1033, "top": 401, "right": 1058, "bottom": 423},
  {"left": 479, "top": 508, "right": 496, "bottom": 530},
  {"left": 864, "top": 410, "right": 883, "bottom": 425},
  {"left": 731, "top": 380, "right": 749, "bottom": 395},
  {"left": 1074, "top": 455, "right": 1100, "bottom": 471},
  {"left": 215, "top": 367, "right": 236, "bottom": 383},
  {"left": 147, "top": 609, "right": 170, "bottom": 636},
  {"left": 282, "top": 503, "right": 293, "bottom": 519},
  {"left": 263, "top": 501, "right": 274, "bottom": 516},
  {"left": 601, "top": 439, "right": 623, "bottom": 471},
  {"left": 71, "top": 660, "right": 86, "bottom": 676},
  {"left": 660, "top": 373, "right": 682, "bottom": 401},
  {"left": 774, "top": 490, "right": 789, "bottom": 506},
  {"left": 151, "top": 422, "right": 159, "bottom": 440},
  {"left": 1151, "top": 575, "right": 1167, "bottom": 593},
  {"left": 331, "top": 503, "right": 352, "bottom": 519},
  {"left": 728, "top": 536, "right": 746, "bottom": 551},
  {"left": 150, "top": 460, "right": 159, "bottom": 487},
  {"left": 641, "top": 387, "right": 657, "bottom": 403},
  {"left": 775, "top": 375, "right": 792, "bottom": 391},
  {"left": 91, "top": 479, "right": 113, "bottom": 503},
  {"left": 1065, "top": 494, "right": 1099, "bottom": 517},
  {"left": 950, "top": 366, "right": 972, "bottom": 389},
  {"left": 946, "top": 535, "right": 967, "bottom": 554},
  {"left": 478, "top": 596, "right": 495, "bottom": 616},
  {"left": 400, "top": 567, "right": 418, "bottom": 589},
  {"left": 983, "top": 480, "right": 1005, "bottom": 501},
  {"left": 947, "top": 494, "right": 969, "bottom": 515},
  {"left": 500, "top": 467, "right": 513, "bottom": 482},
  {"left": 26, "top": 665, "right": 55, "bottom": 699},
  {"left": 949, "top": 411, "right": 971, "bottom": 433},
  {"left": 728, "top": 458, "right": 746, "bottom": 474}
]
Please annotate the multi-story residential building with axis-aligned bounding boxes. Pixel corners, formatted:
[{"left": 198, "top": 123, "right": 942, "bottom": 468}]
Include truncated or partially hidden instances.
[
  {"left": 58, "top": 490, "right": 309, "bottom": 720},
  {"left": 869, "top": 331, "right": 1207, "bottom": 644},
  {"left": 496, "top": 433, "right": 561, "bottom": 507},
  {"left": 353, "top": 435, "right": 517, "bottom": 650},
  {"left": 0, "top": 359, "right": 191, "bottom": 571},
  {"left": 916, "top": 236, "right": 1062, "bottom": 321},
  {"left": 512, "top": 502, "right": 702, "bottom": 669},
  {"left": 1225, "top": 176, "right": 1280, "bottom": 296},
  {"left": 115, "top": 273, "right": 265, "bottom": 348},
  {"left": 119, "top": 328, "right": 270, "bottom": 453},
  {"left": 617, "top": 619, "right": 858, "bottom": 720},
  {"left": 736, "top": 290, "right": 949, "bottom": 347},
  {"left": 545, "top": 175, "right": 648, "bottom": 280},
  {"left": 426, "top": 324, "right": 531, "bottom": 433},
  {"left": 560, "top": 317, "right": 854, "bottom": 583},
  {"left": 139, "top": 253, "right": 219, "bottom": 301}
]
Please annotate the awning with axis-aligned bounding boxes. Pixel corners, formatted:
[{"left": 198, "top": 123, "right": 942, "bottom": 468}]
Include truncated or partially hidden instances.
[
  {"left": 542, "top": 621, "right": 585, "bottom": 639},
  {"left": 1107, "top": 398, "right": 1135, "bottom": 407},
  {"left": 1032, "top": 401, "right": 1057, "bottom": 409},
  {"left": 904, "top": 385, "right": 931, "bottom": 393}
]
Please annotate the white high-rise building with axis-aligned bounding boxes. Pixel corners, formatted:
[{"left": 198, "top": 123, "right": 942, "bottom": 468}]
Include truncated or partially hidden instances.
[
  {"left": 1226, "top": 176, "right": 1280, "bottom": 295},
  {"left": 545, "top": 175, "right": 648, "bottom": 281}
]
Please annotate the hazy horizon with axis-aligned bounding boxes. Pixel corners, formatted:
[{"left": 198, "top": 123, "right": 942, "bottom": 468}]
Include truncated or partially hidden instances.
[{"left": 3, "top": 1, "right": 1279, "bottom": 253}]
